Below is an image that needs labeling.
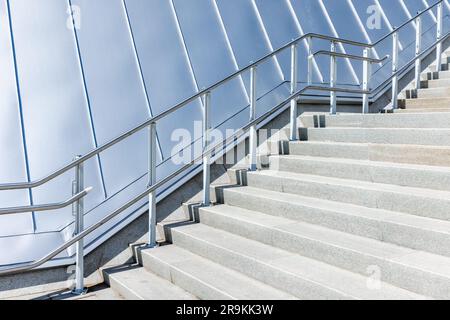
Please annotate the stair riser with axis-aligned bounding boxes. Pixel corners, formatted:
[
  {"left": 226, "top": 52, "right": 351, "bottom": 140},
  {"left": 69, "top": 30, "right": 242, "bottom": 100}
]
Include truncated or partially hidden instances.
[
  {"left": 290, "top": 142, "right": 370, "bottom": 160},
  {"left": 140, "top": 251, "right": 235, "bottom": 300},
  {"left": 300, "top": 113, "right": 450, "bottom": 128},
  {"left": 403, "top": 99, "right": 450, "bottom": 109},
  {"left": 197, "top": 209, "right": 450, "bottom": 299},
  {"left": 426, "top": 62, "right": 450, "bottom": 73},
  {"left": 424, "top": 79, "right": 450, "bottom": 88},
  {"left": 427, "top": 71, "right": 450, "bottom": 79},
  {"left": 270, "top": 156, "right": 450, "bottom": 192},
  {"left": 303, "top": 128, "right": 450, "bottom": 146},
  {"left": 246, "top": 172, "right": 450, "bottom": 221},
  {"left": 171, "top": 229, "right": 357, "bottom": 300},
  {"left": 221, "top": 189, "right": 450, "bottom": 257},
  {"left": 289, "top": 143, "right": 450, "bottom": 167},
  {"left": 396, "top": 108, "right": 450, "bottom": 113},
  {"left": 415, "top": 88, "right": 450, "bottom": 99}
]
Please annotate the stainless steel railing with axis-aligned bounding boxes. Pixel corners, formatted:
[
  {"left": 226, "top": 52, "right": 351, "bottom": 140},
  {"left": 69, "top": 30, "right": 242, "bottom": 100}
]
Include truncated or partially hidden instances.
[{"left": 0, "top": 1, "right": 447, "bottom": 296}]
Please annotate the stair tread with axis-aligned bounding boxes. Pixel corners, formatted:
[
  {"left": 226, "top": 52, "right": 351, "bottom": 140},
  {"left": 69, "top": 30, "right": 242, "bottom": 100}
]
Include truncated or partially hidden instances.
[
  {"left": 223, "top": 186, "right": 450, "bottom": 235},
  {"left": 397, "top": 109, "right": 450, "bottom": 113},
  {"left": 105, "top": 266, "right": 197, "bottom": 300},
  {"left": 404, "top": 97, "right": 450, "bottom": 100},
  {"left": 252, "top": 170, "right": 450, "bottom": 201},
  {"left": 308, "top": 127, "right": 450, "bottom": 131},
  {"left": 200, "top": 204, "right": 450, "bottom": 278},
  {"left": 140, "top": 245, "right": 296, "bottom": 300},
  {"left": 292, "top": 140, "right": 450, "bottom": 152},
  {"left": 173, "top": 222, "right": 428, "bottom": 300},
  {"left": 291, "top": 140, "right": 450, "bottom": 150},
  {"left": 274, "top": 154, "right": 450, "bottom": 173},
  {"left": 417, "top": 86, "right": 450, "bottom": 92}
]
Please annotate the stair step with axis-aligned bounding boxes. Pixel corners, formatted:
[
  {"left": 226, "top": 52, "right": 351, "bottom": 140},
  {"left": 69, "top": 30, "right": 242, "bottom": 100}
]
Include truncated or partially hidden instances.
[
  {"left": 139, "top": 244, "right": 296, "bottom": 300},
  {"left": 246, "top": 170, "right": 450, "bottom": 221},
  {"left": 221, "top": 186, "right": 450, "bottom": 257},
  {"left": 395, "top": 108, "right": 450, "bottom": 113},
  {"left": 289, "top": 141, "right": 450, "bottom": 167},
  {"left": 196, "top": 205, "right": 450, "bottom": 299},
  {"left": 302, "top": 127, "right": 450, "bottom": 146},
  {"left": 103, "top": 266, "right": 197, "bottom": 300},
  {"left": 426, "top": 62, "right": 450, "bottom": 73},
  {"left": 426, "top": 70, "right": 450, "bottom": 79},
  {"left": 424, "top": 78, "right": 450, "bottom": 88},
  {"left": 171, "top": 223, "right": 429, "bottom": 300},
  {"left": 300, "top": 112, "right": 450, "bottom": 128},
  {"left": 401, "top": 97, "right": 450, "bottom": 109},
  {"left": 413, "top": 87, "right": 450, "bottom": 99},
  {"left": 270, "top": 155, "right": 450, "bottom": 191}
]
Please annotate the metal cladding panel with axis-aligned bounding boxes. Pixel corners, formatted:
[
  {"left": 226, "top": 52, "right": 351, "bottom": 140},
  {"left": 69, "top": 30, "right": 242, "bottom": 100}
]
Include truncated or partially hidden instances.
[
  {"left": 0, "top": 232, "right": 65, "bottom": 266},
  {"left": 348, "top": 0, "right": 387, "bottom": 42},
  {"left": 289, "top": 0, "right": 333, "bottom": 84},
  {"left": 379, "top": 0, "right": 417, "bottom": 66},
  {"left": 254, "top": 0, "right": 299, "bottom": 81},
  {"left": 0, "top": 0, "right": 32, "bottom": 236},
  {"left": 123, "top": 0, "right": 203, "bottom": 162},
  {"left": 316, "top": 0, "right": 361, "bottom": 86},
  {"left": 8, "top": 0, "right": 104, "bottom": 233},
  {"left": 415, "top": 0, "right": 443, "bottom": 50},
  {"left": 348, "top": 0, "right": 391, "bottom": 87},
  {"left": 348, "top": 0, "right": 439, "bottom": 88},
  {"left": 172, "top": 0, "right": 249, "bottom": 129},
  {"left": 70, "top": 0, "right": 157, "bottom": 199},
  {"left": 215, "top": 0, "right": 284, "bottom": 95}
]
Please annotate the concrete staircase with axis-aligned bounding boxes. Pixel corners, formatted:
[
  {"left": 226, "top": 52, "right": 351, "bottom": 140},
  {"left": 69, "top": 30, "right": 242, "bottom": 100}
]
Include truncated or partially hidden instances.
[
  {"left": 102, "top": 110, "right": 450, "bottom": 300},
  {"left": 400, "top": 55, "right": 450, "bottom": 112},
  {"left": 101, "top": 58, "right": 450, "bottom": 300}
]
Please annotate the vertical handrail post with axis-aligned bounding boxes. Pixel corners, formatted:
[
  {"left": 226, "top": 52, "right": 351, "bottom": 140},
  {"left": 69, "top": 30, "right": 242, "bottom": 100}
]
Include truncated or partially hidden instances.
[
  {"left": 391, "top": 31, "right": 399, "bottom": 109},
  {"left": 307, "top": 36, "right": 313, "bottom": 86},
  {"left": 290, "top": 43, "right": 299, "bottom": 141},
  {"left": 249, "top": 66, "right": 258, "bottom": 171},
  {"left": 362, "top": 47, "right": 371, "bottom": 114},
  {"left": 415, "top": 15, "right": 422, "bottom": 90},
  {"left": 148, "top": 122, "right": 157, "bottom": 248},
  {"left": 330, "top": 41, "right": 337, "bottom": 115},
  {"left": 72, "top": 156, "right": 86, "bottom": 295},
  {"left": 202, "top": 91, "right": 211, "bottom": 206},
  {"left": 436, "top": 2, "right": 443, "bottom": 72}
]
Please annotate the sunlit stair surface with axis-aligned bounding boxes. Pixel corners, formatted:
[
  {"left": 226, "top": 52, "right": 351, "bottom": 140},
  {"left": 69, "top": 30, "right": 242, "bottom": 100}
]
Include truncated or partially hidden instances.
[
  {"left": 104, "top": 107, "right": 450, "bottom": 300},
  {"left": 5, "top": 0, "right": 450, "bottom": 301},
  {"left": 400, "top": 55, "right": 450, "bottom": 113},
  {"left": 3, "top": 0, "right": 449, "bottom": 270},
  {"left": 103, "top": 62, "right": 450, "bottom": 300}
]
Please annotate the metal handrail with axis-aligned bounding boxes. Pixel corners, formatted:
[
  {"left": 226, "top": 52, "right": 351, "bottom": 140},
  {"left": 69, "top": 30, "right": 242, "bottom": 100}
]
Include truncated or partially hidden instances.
[
  {"left": 372, "top": 31, "right": 450, "bottom": 99},
  {"left": 0, "top": 1, "right": 446, "bottom": 294},
  {"left": 312, "top": 51, "right": 389, "bottom": 63},
  {"left": 0, "top": 1, "right": 443, "bottom": 192},
  {"left": 0, "top": 83, "right": 366, "bottom": 276},
  {"left": 0, "top": 39, "right": 376, "bottom": 192},
  {"left": 0, "top": 187, "right": 92, "bottom": 216},
  {"left": 372, "top": 0, "right": 443, "bottom": 46}
]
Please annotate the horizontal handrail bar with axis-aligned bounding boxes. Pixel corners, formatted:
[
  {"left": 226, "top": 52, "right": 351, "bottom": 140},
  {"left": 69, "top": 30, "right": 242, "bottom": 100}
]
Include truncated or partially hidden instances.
[
  {"left": 0, "top": 187, "right": 92, "bottom": 216},
  {"left": 312, "top": 51, "right": 389, "bottom": 63},
  {"left": 305, "top": 85, "right": 369, "bottom": 95},
  {"left": 0, "top": 83, "right": 362, "bottom": 276}
]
